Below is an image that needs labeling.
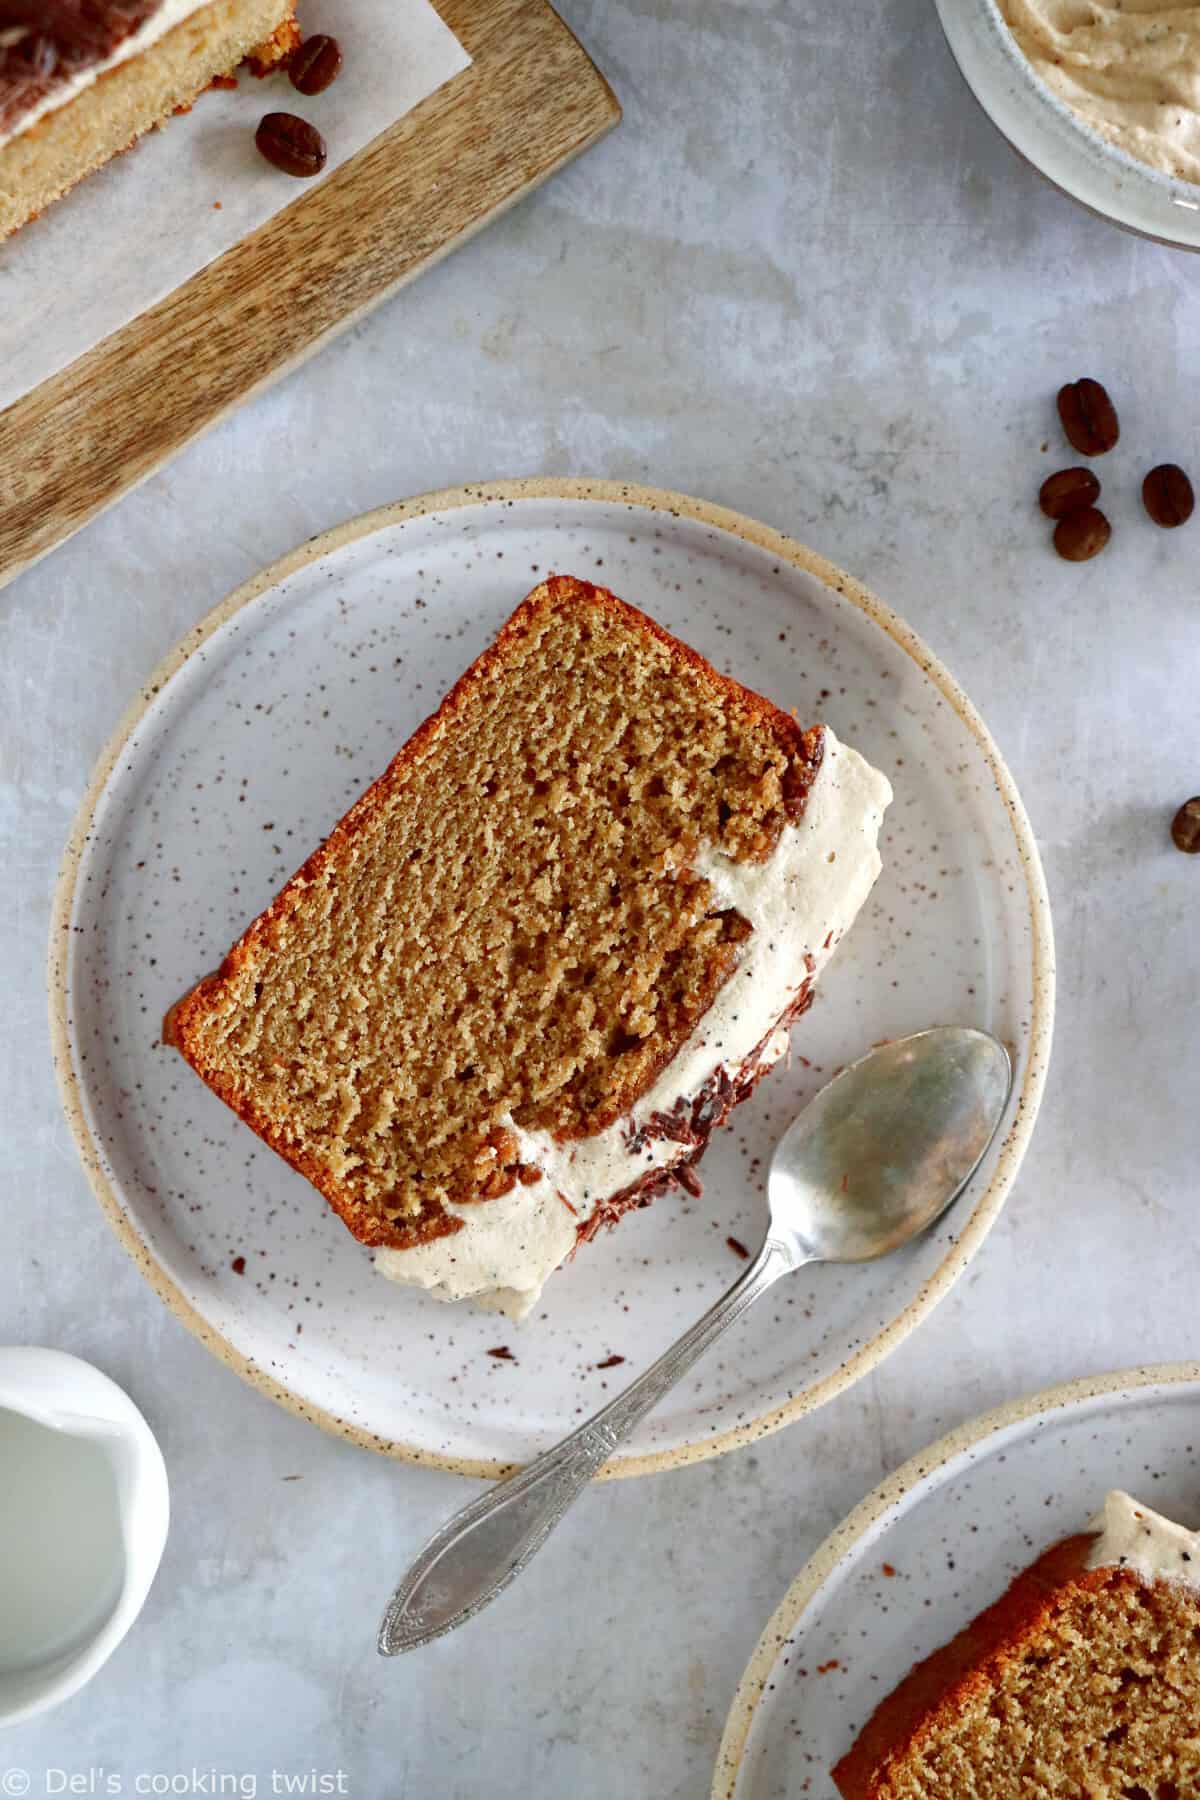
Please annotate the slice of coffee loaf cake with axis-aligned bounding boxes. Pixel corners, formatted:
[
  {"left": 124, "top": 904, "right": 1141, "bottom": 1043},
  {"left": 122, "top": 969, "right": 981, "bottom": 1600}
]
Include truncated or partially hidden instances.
[
  {"left": 833, "top": 1491, "right": 1200, "bottom": 1798},
  {"left": 167, "top": 576, "right": 891, "bottom": 1316},
  {"left": 0, "top": 0, "right": 299, "bottom": 239}
]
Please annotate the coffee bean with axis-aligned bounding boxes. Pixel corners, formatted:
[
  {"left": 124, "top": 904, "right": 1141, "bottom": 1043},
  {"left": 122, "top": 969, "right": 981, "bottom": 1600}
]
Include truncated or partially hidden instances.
[
  {"left": 1039, "top": 467, "right": 1100, "bottom": 519},
  {"left": 255, "top": 111, "right": 327, "bottom": 177},
  {"left": 1053, "top": 506, "right": 1111, "bottom": 561},
  {"left": 1057, "top": 378, "right": 1120, "bottom": 456},
  {"left": 1142, "top": 463, "right": 1195, "bottom": 529},
  {"left": 1171, "top": 798, "right": 1200, "bottom": 853},
  {"left": 289, "top": 33, "right": 343, "bottom": 95}
]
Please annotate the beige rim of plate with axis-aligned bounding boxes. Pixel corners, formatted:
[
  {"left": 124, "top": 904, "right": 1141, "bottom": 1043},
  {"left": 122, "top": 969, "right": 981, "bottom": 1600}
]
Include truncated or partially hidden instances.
[
  {"left": 712, "top": 1359, "right": 1200, "bottom": 1797},
  {"left": 49, "top": 478, "right": 1056, "bottom": 1480}
]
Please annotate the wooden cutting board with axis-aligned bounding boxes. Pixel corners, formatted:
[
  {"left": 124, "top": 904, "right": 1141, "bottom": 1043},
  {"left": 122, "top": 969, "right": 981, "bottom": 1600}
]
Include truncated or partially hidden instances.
[{"left": 0, "top": 0, "right": 618, "bottom": 589}]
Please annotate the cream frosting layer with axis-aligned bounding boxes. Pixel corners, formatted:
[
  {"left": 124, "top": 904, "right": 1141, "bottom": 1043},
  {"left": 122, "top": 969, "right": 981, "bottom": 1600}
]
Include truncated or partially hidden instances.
[
  {"left": 999, "top": 0, "right": 1200, "bottom": 183},
  {"left": 1087, "top": 1488, "right": 1200, "bottom": 1590},
  {"left": 376, "top": 728, "right": 892, "bottom": 1319},
  {"left": 0, "top": 1, "right": 211, "bottom": 154}
]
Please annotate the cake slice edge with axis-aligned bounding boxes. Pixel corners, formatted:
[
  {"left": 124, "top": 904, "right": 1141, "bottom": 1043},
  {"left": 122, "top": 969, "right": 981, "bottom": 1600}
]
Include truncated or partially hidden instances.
[{"left": 833, "top": 1490, "right": 1200, "bottom": 1798}]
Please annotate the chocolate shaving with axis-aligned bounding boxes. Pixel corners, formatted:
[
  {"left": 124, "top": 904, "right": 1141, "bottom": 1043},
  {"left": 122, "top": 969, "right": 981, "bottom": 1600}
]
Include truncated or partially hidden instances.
[
  {"left": 575, "top": 978, "right": 816, "bottom": 1246},
  {"left": 726, "top": 1236, "right": 750, "bottom": 1259},
  {"left": 0, "top": 1, "right": 163, "bottom": 134},
  {"left": 486, "top": 1345, "right": 516, "bottom": 1362},
  {"left": 675, "top": 1161, "right": 704, "bottom": 1198},
  {"left": 634, "top": 1104, "right": 701, "bottom": 1149},
  {"left": 595, "top": 1354, "right": 625, "bottom": 1370}
]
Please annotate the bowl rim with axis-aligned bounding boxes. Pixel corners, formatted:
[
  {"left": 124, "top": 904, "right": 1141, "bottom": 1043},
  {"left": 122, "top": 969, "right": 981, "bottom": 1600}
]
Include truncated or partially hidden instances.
[
  {"left": 934, "top": 0, "right": 1200, "bottom": 250},
  {"left": 48, "top": 477, "right": 1056, "bottom": 1481},
  {"left": 712, "top": 1358, "right": 1200, "bottom": 1798}
]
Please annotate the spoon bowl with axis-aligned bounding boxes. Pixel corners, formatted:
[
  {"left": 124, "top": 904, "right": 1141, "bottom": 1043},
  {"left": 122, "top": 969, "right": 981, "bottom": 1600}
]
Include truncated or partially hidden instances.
[
  {"left": 379, "top": 1026, "right": 1013, "bottom": 1655},
  {"left": 770, "top": 1028, "right": 1012, "bottom": 1267}
]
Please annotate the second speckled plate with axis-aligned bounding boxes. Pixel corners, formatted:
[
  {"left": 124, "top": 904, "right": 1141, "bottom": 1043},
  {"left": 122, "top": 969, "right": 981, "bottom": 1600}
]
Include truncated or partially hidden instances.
[
  {"left": 714, "top": 1364, "right": 1200, "bottom": 1800},
  {"left": 51, "top": 481, "right": 1053, "bottom": 1477}
]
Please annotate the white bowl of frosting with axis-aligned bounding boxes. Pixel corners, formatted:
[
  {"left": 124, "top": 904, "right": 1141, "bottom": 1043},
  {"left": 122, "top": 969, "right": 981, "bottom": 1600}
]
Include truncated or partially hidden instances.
[{"left": 934, "top": 0, "right": 1200, "bottom": 248}]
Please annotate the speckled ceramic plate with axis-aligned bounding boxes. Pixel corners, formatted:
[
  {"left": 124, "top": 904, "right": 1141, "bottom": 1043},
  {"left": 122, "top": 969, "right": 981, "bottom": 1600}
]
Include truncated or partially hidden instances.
[
  {"left": 935, "top": 0, "right": 1200, "bottom": 249},
  {"left": 714, "top": 1363, "right": 1200, "bottom": 1799},
  {"left": 51, "top": 480, "right": 1053, "bottom": 1478}
]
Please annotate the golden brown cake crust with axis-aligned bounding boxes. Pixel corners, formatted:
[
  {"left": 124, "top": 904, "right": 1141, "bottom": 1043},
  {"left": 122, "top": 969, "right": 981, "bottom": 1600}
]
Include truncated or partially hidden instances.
[
  {"left": 165, "top": 575, "right": 825, "bottom": 1251},
  {"left": 245, "top": 15, "right": 301, "bottom": 75},
  {"left": 832, "top": 1536, "right": 1097, "bottom": 1798}
]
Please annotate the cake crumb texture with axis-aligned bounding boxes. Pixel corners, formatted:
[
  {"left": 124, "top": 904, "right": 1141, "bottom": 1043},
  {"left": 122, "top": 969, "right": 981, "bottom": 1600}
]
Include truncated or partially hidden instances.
[
  {"left": 167, "top": 576, "right": 823, "bottom": 1250},
  {"left": 833, "top": 1535, "right": 1200, "bottom": 1798}
]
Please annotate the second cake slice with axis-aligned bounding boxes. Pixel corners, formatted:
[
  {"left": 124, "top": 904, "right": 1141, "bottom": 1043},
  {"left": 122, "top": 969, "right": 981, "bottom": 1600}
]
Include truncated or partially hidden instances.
[{"left": 166, "top": 576, "right": 891, "bottom": 1317}]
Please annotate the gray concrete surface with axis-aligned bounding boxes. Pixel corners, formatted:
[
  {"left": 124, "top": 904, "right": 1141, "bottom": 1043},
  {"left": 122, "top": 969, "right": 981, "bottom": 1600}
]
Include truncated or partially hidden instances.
[{"left": 4, "top": 1, "right": 1199, "bottom": 1793}]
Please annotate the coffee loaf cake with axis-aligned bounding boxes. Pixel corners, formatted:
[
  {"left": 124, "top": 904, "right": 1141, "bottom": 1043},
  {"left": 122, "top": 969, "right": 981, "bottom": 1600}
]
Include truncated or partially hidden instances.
[
  {"left": 167, "top": 576, "right": 891, "bottom": 1316},
  {"left": 834, "top": 1491, "right": 1200, "bottom": 1797},
  {"left": 0, "top": 0, "right": 298, "bottom": 238}
]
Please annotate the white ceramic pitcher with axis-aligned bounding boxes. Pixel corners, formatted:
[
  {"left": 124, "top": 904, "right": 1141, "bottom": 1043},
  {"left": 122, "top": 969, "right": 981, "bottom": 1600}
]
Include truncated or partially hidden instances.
[{"left": 0, "top": 1347, "right": 169, "bottom": 1727}]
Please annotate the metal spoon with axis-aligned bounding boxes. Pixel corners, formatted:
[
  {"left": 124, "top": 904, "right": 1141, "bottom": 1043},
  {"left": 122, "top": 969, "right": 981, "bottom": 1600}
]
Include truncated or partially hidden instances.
[{"left": 378, "top": 1025, "right": 1012, "bottom": 1656}]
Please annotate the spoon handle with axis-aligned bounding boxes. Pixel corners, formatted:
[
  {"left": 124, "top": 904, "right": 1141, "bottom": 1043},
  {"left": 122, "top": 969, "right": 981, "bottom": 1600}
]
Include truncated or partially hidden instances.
[{"left": 378, "top": 1235, "right": 793, "bottom": 1654}]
